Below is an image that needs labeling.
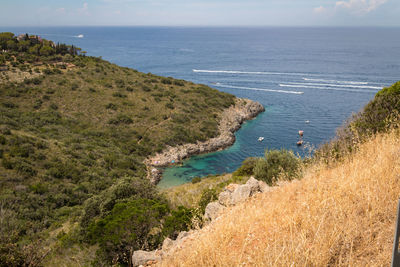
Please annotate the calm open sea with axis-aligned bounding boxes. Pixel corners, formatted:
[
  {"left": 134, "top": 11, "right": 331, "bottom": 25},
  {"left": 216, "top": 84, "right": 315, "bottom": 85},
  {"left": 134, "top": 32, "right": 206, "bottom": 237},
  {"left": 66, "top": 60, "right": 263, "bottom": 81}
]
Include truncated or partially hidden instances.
[{"left": 3, "top": 26, "right": 400, "bottom": 188}]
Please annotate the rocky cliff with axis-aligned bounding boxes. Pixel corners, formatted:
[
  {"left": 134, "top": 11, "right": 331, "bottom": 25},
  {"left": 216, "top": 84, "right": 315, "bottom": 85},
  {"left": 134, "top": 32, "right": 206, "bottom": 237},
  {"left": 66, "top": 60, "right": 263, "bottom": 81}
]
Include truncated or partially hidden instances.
[{"left": 145, "top": 98, "right": 265, "bottom": 184}]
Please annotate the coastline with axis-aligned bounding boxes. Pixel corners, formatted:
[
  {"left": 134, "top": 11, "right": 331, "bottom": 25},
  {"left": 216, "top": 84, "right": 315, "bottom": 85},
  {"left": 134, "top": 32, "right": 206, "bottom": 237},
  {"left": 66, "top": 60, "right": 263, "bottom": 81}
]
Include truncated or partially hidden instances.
[{"left": 144, "top": 98, "right": 265, "bottom": 184}]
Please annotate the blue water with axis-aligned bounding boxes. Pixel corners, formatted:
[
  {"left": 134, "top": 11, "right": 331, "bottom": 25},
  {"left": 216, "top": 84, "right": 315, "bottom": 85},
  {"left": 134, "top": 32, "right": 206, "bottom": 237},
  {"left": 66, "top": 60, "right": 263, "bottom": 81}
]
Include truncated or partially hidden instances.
[{"left": 3, "top": 26, "right": 400, "bottom": 188}]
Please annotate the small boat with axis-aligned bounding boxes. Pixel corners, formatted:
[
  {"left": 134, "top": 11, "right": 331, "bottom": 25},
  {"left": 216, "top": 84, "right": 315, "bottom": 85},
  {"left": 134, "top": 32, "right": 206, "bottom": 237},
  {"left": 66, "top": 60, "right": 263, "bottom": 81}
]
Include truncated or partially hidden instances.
[
  {"left": 76, "top": 34, "right": 84, "bottom": 38},
  {"left": 298, "top": 130, "right": 304, "bottom": 137},
  {"left": 305, "top": 120, "right": 310, "bottom": 124},
  {"left": 297, "top": 140, "right": 303, "bottom": 146},
  {"left": 258, "top": 137, "right": 264, "bottom": 142}
]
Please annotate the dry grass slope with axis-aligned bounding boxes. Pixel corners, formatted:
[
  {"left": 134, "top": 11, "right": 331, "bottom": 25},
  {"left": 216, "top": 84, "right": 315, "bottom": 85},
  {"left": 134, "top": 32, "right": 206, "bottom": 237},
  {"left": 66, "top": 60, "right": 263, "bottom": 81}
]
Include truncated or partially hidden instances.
[{"left": 159, "top": 130, "right": 400, "bottom": 266}]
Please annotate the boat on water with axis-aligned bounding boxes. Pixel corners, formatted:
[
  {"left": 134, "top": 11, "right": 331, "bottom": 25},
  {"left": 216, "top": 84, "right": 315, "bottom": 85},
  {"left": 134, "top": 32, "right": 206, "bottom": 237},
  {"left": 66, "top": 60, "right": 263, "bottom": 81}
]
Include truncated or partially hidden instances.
[
  {"left": 76, "top": 34, "right": 84, "bottom": 38},
  {"left": 297, "top": 140, "right": 303, "bottom": 146},
  {"left": 258, "top": 137, "right": 264, "bottom": 142},
  {"left": 297, "top": 130, "right": 304, "bottom": 146}
]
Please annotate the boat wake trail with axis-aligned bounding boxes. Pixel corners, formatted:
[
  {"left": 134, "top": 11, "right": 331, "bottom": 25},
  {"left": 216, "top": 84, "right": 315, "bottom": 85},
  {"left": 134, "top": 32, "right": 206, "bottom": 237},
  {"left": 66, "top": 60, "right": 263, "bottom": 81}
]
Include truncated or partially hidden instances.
[
  {"left": 193, "top": 69, "right": 321, "bottom": 77},
  {"left": 279, "top": 84, "right": 378, "bottom": 93},
  {"left": 215, "top": 83, "right": 304, "bottom": 95},
  {"left": 302, "top": 78, "right": 369, "bottom": 85},
  {"left": 287, "top": 82, "right": 382, "bottom": 90}
]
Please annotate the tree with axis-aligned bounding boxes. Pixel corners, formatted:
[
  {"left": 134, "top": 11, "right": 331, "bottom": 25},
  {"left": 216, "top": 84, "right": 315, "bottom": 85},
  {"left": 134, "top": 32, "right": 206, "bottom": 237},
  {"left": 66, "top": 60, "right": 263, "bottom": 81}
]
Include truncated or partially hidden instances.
[
  {"left": 28, "top": 44, "right": 41, "bottom": 55},
  {"left": 6, "top": 40, "right": 17, "bottom": 51},
  {"left": 39, "top": 46, "right": 54, "bottom": 56},
  {"left": 18, "top": 40, "right": 30, "bottom": 52},
  {"left": 0, "top": 32, "right": 14, "bottom": 50}
]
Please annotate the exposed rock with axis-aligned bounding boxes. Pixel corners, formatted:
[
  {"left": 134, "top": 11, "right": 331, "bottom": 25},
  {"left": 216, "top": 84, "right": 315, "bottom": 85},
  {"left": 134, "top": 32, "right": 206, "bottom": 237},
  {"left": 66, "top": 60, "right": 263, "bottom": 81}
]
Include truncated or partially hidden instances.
[
  {"left": 149, "top": 168, "right": 162, "bottom": 185},
  {"left": 218, "top": 190, "right": 233, "bottom": 206},
  {"left": 230, "top": 184, "right": 252, "bottom": 205},
  {"left": 162, "top": 237, "right": 174, "bottom": 252},
  {"left": 225, "top": 183, "right": 239, "bottom": 193},
  {"left": 132, "top": 250, "right": 161, "bottom": 267},
  {"left": 218, "top": 184, "right": 239, "bottom": 206},
  {"left": 145, "top": 98, "right": 265, "bottom": 184},
  {"left": 131, "top": 178, "right": 275, "bottom": 264},
  {"left": 245, "top": 176, "right": 261, "bottom": 195},
  {"left": 204, "top": 201, "right": 225, "bottom": 221},
  {"left": 258, "top": 180, "right": 270, "bottom": 193},
  {"left": 176, "top": 230, "right": 190, "bottom": 241}
]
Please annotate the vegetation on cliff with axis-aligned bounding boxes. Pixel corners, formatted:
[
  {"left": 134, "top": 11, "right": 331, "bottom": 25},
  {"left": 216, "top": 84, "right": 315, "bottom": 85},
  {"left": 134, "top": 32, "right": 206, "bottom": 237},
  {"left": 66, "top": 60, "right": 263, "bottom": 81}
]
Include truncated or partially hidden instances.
[{"left": 0, "top": 32, "right": 236, "bottom": 266}]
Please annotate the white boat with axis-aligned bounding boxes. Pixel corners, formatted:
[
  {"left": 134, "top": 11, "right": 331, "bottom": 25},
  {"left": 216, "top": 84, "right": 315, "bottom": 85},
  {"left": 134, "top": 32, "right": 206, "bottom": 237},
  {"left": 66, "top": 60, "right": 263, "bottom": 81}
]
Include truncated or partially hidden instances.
[
  {"left": 305, "top": 120, "right": 310, "bottom": 124},
  {"left": 258, "top": 137, "right": 264, "bottom": 142},
  {"left": 77, "top": 34, "right": 84, "bottom": 38}
]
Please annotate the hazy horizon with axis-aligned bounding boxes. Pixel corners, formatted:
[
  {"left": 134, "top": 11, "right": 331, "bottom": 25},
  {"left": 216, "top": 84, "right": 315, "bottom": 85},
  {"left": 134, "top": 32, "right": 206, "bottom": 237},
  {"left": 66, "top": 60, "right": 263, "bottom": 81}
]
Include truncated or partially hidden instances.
[{"left": 1, "top": 0, "right": 399, "bottom": 27}]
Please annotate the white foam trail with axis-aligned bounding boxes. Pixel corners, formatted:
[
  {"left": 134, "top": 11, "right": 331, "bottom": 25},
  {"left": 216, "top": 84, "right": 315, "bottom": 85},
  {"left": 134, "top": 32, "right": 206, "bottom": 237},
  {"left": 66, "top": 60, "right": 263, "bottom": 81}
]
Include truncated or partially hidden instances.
[
  {"left": 279, "top": 84, "right": 377, "bottom": 93},
  {"left": 215, "top": 83, "right": 304, "bottom": 95},
  {"left": 193, "top": 69, "right": 321, "bottom": 77},
  {"left": 303, "top": 78, "right": 369, "bottom": 85},
  {"left": 287, "top": 82, "right": 381, "bottom": 90},
  {"left": 35, "top": 33, "right": 80, "bottom": 38}
]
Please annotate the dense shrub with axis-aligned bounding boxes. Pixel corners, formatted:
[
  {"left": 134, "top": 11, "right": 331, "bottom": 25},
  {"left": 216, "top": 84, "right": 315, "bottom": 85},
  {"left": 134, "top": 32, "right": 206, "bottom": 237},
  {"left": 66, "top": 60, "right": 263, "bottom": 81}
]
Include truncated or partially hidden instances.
[
  {"left": 254, "top": 149, "right": 300, "bottom": 185},
  {"left": 86, "top": 199, "right": 169, "bottom": 264},
  {"left": 162, "top": 206, "right": 194, "bottom": 239},
  {"left": 191, "top": 177, "right": 201, "bottom": 184},
  {"left": 233, "top": 157, "right": 258, "bottom": 177},
  {"left": 253, "top": 158, "right": 269, "bottom": 181}
]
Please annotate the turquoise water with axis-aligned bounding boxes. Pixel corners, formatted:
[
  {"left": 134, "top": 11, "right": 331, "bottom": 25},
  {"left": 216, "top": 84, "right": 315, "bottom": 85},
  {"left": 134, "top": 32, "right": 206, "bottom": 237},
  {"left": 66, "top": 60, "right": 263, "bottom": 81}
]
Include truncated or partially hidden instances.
[
  {"left": 3, "top": 27, "right": 399, "bottom": 188},
  {"left": 157, "top": 115, "right": 263, "bottom": 188}
]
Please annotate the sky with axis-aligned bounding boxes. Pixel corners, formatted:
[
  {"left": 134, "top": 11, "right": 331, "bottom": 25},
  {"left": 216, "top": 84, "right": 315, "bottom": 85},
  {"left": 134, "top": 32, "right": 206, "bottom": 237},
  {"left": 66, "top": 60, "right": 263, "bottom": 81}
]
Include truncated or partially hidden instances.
[{"left": 0, "top": 0, "right": 399, "bottom": 27}]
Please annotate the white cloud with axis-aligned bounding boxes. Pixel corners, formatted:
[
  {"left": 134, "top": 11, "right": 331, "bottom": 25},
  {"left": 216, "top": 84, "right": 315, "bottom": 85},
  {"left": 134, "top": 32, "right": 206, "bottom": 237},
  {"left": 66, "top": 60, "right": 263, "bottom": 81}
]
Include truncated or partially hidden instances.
[
  {"left": 335, "top": 0, "right": 387, "bottom": 15},
  {"left": 313, "top": 6, "right": 327, "bottom": 14}
]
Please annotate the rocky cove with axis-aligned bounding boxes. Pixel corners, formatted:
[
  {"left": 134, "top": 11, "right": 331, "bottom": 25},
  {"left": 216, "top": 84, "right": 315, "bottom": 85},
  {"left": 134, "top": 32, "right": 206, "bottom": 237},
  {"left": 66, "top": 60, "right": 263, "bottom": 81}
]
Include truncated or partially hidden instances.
[{"left": 144, "top": 98, "right": 265, "bottom": 184}]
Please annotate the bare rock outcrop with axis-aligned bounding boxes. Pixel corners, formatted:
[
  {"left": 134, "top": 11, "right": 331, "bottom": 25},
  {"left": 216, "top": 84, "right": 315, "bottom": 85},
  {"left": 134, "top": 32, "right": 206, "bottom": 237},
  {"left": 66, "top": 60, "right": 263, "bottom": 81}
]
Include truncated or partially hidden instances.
[
  {"left": 131, "top": 177, "right": 270, "bottom": 266},
  {"left": 145, "top": 98, "right": 265, "bottom": 184},
  {"left": 204, "top": 201, "right": 226, "bottom": 221},
  {"left": 215, "top": 176, "right": 267, "bottom": 208},
  {"left": 132, "top": 250, "right": 161, "bottom": 267}
]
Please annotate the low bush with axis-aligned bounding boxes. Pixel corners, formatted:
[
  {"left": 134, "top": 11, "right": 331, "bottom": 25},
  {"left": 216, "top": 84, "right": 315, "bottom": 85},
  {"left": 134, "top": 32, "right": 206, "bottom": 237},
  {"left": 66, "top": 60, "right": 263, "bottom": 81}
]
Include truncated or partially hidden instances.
[
  {"left": 162, "top": 206, "right": 194, "bottom": 239},
  {"left": 191, "top": 177, "right": 201, "bottom": 184},
  {"left": 254, "top": 149, "right": 300, "bottom": 185},
  {"left": 112, "top": 92, "right": 127, "bottom": 98},
  {"left": 233, "top": 157, "right": 258, "bottom": 177},
  {"left": 108, "top": 114, "right": 133, "bottom": 125}
]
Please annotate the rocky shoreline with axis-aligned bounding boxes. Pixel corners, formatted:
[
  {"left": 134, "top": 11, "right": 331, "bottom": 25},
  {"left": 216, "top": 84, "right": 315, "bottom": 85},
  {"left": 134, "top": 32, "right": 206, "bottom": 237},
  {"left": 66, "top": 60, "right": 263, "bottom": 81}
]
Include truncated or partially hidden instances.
[{"left": 144, "top": 98, "right": 265, "bottom": 184}]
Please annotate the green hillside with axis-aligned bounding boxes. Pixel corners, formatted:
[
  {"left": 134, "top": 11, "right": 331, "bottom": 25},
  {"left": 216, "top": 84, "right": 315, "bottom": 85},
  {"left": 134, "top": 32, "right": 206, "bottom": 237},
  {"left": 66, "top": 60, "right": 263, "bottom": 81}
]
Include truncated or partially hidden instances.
[{"left": 0, "top": 33, "right": 235, "bottom": 266}]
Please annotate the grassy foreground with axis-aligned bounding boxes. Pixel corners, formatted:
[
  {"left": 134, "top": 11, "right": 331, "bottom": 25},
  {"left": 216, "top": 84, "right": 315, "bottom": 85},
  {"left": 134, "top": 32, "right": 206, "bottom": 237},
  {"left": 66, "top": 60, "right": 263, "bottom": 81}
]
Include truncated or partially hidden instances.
[{"left": 159, "top": 129, "right": 400, "bottom": 266}]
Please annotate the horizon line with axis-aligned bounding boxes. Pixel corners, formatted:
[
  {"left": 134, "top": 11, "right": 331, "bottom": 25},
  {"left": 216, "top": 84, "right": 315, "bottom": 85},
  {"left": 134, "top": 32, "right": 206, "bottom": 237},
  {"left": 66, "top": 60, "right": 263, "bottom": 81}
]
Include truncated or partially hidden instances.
[{"left": 1, "top": 25, "right": 400, "bottom": 28}]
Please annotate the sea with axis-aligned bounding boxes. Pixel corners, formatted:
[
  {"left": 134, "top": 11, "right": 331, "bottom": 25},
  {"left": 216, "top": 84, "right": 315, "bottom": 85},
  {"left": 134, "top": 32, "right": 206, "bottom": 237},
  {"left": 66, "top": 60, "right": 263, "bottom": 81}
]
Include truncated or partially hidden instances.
[{"left": 3, "top": 26, "right": 400, "bottom": 188}]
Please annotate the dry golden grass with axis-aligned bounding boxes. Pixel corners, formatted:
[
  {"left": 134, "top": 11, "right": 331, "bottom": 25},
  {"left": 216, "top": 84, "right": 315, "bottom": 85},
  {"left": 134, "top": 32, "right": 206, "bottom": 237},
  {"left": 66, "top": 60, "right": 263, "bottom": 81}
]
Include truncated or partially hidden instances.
[{"left": 159, "top": 130, "right": 400, "bottom": 266}]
